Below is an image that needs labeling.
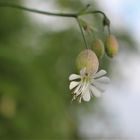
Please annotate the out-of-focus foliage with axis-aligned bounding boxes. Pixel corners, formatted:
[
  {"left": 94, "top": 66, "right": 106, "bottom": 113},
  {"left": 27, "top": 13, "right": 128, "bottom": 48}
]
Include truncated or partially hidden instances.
[
  {"left": 0, "top": 0, "right": 135, "bottom": 139},
  {"left": 0, "top": 0, "right": 82, "bottom": 139}
]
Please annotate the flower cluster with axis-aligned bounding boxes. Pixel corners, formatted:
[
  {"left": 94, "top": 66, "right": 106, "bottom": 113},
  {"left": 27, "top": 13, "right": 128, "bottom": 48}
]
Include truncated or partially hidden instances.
[{"left": 67, "top": 10, "right": 118, "bottom": 103}]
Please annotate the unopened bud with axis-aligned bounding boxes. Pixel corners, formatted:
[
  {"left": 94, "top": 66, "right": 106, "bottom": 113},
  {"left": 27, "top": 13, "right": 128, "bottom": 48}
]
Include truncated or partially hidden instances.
[
  {"left": 76, "top": 49, "right": 99, "bottom": 74},
  {"left": 105, "top": 35, "right": 118, "bottom": 58},
  {"left": 92, "top": 38, "right": 105, "bottom": 59}
]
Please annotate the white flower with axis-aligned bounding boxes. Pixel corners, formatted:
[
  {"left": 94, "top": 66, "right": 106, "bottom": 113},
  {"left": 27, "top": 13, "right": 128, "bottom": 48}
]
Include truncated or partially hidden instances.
[{"left": 69, "top": 68, "right": 110, "bottom": 103}]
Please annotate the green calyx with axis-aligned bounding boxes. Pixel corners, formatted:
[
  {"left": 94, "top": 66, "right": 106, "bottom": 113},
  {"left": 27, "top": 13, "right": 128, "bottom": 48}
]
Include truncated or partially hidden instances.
[
  {"left": 92, "top": 38, "right": 105, "bottom": 59},
  {"left": 105, "top": 35, "right": 118, "bottom": 58},
  {"left": 76, "top": 49, "right": 99, "bottom": 75}
]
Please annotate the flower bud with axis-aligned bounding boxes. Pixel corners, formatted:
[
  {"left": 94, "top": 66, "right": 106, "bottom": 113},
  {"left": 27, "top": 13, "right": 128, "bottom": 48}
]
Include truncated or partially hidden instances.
[
  {"left": 92, "top": 38, "right": 105, "bottom": 59},
  {"left": 105, "top": 35, "right": 118, "bottom": 58},
  {"left": 76, "top": 49, "right": 99, "bottom": 74}
]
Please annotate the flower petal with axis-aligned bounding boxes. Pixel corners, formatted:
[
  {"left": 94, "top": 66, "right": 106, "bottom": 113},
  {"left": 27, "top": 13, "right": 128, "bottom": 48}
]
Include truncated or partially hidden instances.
[
  {"left": 82, "top": 90, "right": 91, "bottom": 102},
  {"left": 93, "top": 82, "right": 107, "bottom": 92},
  {"left": 74, "top": 82, "right": 87, "bottom": 97},
  {"left": 69, "top": 81, "right": 79, "bottom": 90},
  {"left": 90, "top": 85, "right": 102, "bottom": 97},
  {"left": 69, "top": 74, "right": 81, "bottom": 81},
  {"left": 95, "top": 76, "right": 110, "bottom": 84},
  {"left": 74, "top": 83, "right": 82, "bottom": 95},
  {"left": 94, "top": 70, "right": 107, "bottom": 78}
]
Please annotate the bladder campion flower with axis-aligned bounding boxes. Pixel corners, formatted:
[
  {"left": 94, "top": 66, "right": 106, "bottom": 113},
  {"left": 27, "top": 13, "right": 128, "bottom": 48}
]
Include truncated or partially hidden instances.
[{"left": 69, "top": 49, "right": 110, "bottom": 103}]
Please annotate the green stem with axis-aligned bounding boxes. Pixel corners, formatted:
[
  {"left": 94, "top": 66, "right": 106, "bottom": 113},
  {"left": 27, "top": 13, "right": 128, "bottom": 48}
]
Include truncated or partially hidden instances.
[
  {"left": 107, "top": 26, "right": 111, "bottom": 35},
  {"left": 79, "top": 10, "right": 106, "bottom": 17},
  {"left": 0, "top": 2, "right": 77, "bottom": 18},
  {"left": 76, "top": 17, "right": 88, "bottom": 49},
  {"left": 0, "top": 2, "right": 110, "bottom": 49},
  {"left": 0, "top": 2, "right": 108, "bottom": 19}
]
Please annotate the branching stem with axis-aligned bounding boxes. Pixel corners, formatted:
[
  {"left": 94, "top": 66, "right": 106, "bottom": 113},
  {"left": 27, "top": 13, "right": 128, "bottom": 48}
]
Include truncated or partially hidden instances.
[{"left": 0, "top": 2, "right": 110, "bottom": 49}]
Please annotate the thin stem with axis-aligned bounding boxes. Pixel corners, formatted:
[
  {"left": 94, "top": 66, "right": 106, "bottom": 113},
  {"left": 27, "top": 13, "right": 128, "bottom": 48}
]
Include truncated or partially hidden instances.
[
  {"left": 0, "top": 2, "right": 110, "bottom": 48},
  {"left": 107, "top": 26, "right": 111, "bottom": 35},
  {"left": 0, "top": 2, "right": 77, "bottom": 18},
  {"left": 80, "top": 10, "right": 111, "bottom": 36},
  {"left": 0, "top": 2, "right": 108, "bottom": 19},
  {"left": 76, "top": 17, "right": 88, "bottom": 49},
  {"left": 79, "top": 10, "right": 106, "bottom": 17}
]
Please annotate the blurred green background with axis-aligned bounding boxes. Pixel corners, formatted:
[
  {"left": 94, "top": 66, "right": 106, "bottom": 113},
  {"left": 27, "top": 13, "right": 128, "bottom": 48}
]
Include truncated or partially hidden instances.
[{"left": 0, "top": 0, "right": 137, "bottom": 139}]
